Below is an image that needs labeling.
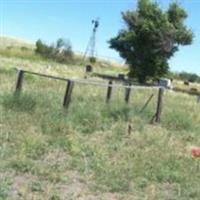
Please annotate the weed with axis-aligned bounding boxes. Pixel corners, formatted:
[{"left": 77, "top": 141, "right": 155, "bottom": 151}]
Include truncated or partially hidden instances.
[
  {"left": 0, "top": 177, "right": 10, "bottom": 200},
  {"left": 1, "top": 93, "right": 36, "bottom": 112}
]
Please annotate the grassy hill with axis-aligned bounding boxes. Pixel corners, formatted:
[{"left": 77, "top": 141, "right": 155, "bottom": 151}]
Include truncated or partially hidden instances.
[
  {"left": 1, "top": 37, "right": 200, "bottom": 199},
  {"left": 0, "top": 36, "right": 34, "bottom": 48}
]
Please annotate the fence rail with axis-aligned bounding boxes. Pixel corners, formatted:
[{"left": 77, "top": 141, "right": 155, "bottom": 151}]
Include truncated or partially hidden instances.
[{"left": 14, "top": 68, "right": 165, "bottom": 123}]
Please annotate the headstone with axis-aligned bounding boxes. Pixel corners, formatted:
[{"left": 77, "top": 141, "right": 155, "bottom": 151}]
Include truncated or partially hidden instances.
[
  {"left": 118, "top": 74, "right": 125, "bottom": 80},
  {"left": 159, "top": 78, "right": 172, "bottom": 89},
  {"left": 184, "top": 81, "right": 189, "bottom": 86},
  {"left": 190, "top": 88, "right": 198, "bottom": 92},
  {"left": 86, "top": 65, "right": 93, "bottom": 73}
]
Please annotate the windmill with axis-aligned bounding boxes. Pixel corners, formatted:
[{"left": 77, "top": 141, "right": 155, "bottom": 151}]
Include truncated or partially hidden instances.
[{"left": 83, "top": 18, "right": 99, "bottom": 63}]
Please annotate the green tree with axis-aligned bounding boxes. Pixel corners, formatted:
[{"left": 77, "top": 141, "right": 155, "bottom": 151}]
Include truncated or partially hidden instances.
[{"left": 109, "top": 0, "right": 193, "bottom": 83}]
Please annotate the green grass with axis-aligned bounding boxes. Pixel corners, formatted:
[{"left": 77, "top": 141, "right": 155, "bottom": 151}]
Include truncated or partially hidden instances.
[{"left": 1, "top": 37, "right": 200, "bottom": 199}]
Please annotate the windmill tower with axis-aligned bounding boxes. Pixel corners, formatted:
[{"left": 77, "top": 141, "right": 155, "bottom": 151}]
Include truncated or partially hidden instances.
[{"left": 83, "top": 18, "right": 99, "bottom": 63}]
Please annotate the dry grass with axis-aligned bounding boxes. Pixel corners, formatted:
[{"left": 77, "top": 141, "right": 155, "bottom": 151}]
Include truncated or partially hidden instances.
[
  {"left": 1, "top": 37, "right": 200, "bottom": 199},
  {"left": 0, "top": 36, "right": 34, "bottom": 49}
]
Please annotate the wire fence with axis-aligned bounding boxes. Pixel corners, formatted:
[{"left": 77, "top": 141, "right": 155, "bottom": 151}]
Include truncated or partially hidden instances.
[{"left": 14, "top": 68, "right": 165, "bottom": 123}]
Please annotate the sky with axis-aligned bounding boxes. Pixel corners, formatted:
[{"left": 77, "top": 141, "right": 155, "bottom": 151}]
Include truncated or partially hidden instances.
[{"left": 1, "top": 0, "right": 200, "bottom": 74}]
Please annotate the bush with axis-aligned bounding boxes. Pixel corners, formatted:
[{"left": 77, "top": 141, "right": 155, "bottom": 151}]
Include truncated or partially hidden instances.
[
  {"left": 35, "top": 38, "right": 74, "bottom": 64},
  {"left": 21, "top": 46, "right": 29, "bottom": 51}
]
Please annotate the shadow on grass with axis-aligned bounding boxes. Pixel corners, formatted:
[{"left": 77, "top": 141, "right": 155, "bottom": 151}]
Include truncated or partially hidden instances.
[{"left": 1, "top": 93, "right": 36, "bottom": 112}]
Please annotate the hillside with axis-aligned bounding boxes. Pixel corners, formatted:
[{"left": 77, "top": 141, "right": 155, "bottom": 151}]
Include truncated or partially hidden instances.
[
  {"left": 0, "top": 36, "right": 127, "bottom": 75},
  {"left": 1, "top": 37, "right": 200, "bottom": 199},
  {"left": 0, "top": 36, "right": 34, "bottom": 49}
]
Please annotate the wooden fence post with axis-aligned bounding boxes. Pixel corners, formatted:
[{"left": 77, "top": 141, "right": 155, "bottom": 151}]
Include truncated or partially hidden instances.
[
  {"left": 15, "top": 70, "right": 24, "bottom": 94},
  {"left": 155, "top": 87, "right": 164, "bottom": 123},
  {"left": 106, "top": 80, "right": 113, "bottom": 103},
  {"left": 63, "top": 80, "right": 74, "bottom": 109},
  {"left": 125, "top": 83, "right": 131, "bottom": 103}
]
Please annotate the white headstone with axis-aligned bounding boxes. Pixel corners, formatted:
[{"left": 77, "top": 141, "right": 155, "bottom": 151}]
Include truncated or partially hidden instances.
[{"left": 159, "top": 78, "right": 172, "bottom": 89}]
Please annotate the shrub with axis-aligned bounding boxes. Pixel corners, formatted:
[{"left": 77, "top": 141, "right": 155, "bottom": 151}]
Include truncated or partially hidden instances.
[
  {"left": 35, "top": 38, "right": 74, "bottom": 64},
  {"left": 21, "top": 46, "right": 29, "bottom": 51}
]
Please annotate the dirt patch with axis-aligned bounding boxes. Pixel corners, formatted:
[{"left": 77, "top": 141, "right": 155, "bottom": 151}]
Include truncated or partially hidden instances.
[{"left": 9, "top": 174, "right": 36, "bottom": 198}]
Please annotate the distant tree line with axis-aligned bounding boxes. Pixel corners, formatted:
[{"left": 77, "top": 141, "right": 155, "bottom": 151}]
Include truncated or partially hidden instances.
[
  {"left": 35, "top": 38, "right": 74, "bottom": 63},
  {"left": 170, "top": 71, "right": 200, "bottom": 83}
]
